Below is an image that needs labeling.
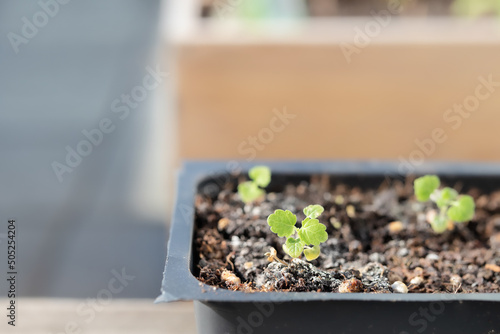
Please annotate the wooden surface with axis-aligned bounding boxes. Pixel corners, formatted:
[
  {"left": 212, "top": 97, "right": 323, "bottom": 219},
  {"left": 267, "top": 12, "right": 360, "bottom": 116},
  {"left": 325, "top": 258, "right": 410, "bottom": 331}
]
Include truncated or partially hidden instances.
[
  {"left": 0, "top": 299, "right": 196, "bottom": 334},
  {"left": 176, "top": 41, "right": 500, "bottom": 162}
]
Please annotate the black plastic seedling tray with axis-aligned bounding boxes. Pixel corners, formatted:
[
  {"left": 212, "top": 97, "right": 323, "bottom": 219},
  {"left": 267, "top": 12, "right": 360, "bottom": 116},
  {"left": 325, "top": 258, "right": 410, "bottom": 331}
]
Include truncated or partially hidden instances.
[{"left": 157, "top": 161, "right": 500, "bottom": 334}]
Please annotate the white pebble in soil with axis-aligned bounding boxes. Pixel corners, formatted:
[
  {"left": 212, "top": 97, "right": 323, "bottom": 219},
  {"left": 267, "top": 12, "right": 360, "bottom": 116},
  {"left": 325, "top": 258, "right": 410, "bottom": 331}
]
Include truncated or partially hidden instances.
[
  {"left": 392, "top": 281, "right": 408, "bottom": 293},
  {"left": 251, "top": 207, "right": 261, "bottom": 216},
  {"left": 397, "top": 248, "right": 409, "bottom": 257},
  {"left": 369, "top": 253, "right": 386, "bottom": 263},
  {"left": 231, "top": 236, "right": 242, "bottom": 248},
  {"left": 221, "top": 270, "right": 241, "bottom": 285},
  {"left": 244, "top": 204, "right": 252, "bottom": 213},
  {"left": 410, "top": 276, "right": 423, "bottom": 285},
  {"left": 426, "top": 253, "right": 440, "bottom": 261},
  {"left": 450, "top": 274, "right": 462, "bottom": 286}
]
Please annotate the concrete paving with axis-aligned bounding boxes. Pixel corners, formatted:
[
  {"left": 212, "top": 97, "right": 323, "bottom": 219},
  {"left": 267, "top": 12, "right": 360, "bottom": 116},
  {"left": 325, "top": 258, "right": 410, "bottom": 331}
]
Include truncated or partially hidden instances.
[{"left": 0, "top": 299, "right": 196, "bottom": 334}]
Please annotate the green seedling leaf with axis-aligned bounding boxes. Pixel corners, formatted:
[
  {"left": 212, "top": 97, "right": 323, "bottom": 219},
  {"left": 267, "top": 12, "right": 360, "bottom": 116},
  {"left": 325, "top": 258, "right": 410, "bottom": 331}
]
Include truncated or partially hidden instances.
[
  {"left": 452, "top": 0, "right": 500, "bottom": 18},
  {"left": 249, "top": 166, "right": 271, "bottom": 188},
  {"left": 283, "top": 237, "right": 305, "bottom": 258},
  {"left": 431, "top": 215, "right": 449, "bottom": 234},
  {"left": 266, "top": 204, "right": 330, "bottom": 262},
  {"left": 298, "top": 219, "right": 328, "bottom": 246},
  {"left": 304, "top": 245, "right": 321, "bottom": 261},
  {"left": 414, "top": 175, "right": 440, "bottom": 202},
  {"left": 414, "top": 174, "right": 476, "bottom": 234},
  {"left": 238, "top": 181, "right": 264, "bottom": 203},
  {"left": 237, "top": 165, "right": 271, "bottom": 203},
  {"left": 303, "top": 204, "right": 324, "bottom": 219},
  {"left": 447, "top": 195, "right": 475, "bottom": 223},
  {"left": 431, "top": 187, "right": 459, "bottom": 209},
  {"left": 267, "top": 209, "right": 297, "bottom": 238}
]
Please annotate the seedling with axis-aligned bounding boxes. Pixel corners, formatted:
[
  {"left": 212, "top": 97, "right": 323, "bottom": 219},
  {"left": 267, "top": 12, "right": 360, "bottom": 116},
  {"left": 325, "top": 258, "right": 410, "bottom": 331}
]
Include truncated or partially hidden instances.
[
  {"left": 238, "top": 166, "right": 271, "bottom": 203},
  {"left": 414, "top": 175, "right": 475, "bottom": 233},
  {"left": 452, "top": 0, "right": 500, "bottom": 18},
  {"left": 267, "top": 204, "right": 328, "bottom": 261}
]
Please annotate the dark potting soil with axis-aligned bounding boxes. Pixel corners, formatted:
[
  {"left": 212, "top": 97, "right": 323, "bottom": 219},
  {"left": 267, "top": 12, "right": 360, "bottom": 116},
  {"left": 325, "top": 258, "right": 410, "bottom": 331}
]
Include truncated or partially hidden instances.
[{"left": 194, "top": 176, "right": 500, "bottom": 293}]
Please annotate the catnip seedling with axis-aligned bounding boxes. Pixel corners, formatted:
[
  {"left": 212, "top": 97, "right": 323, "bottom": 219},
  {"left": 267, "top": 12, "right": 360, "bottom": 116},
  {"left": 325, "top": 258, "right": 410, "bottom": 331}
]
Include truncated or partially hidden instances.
[
  {"left": 414, "top": 175, "right": 475, "bottom": 233},
  {"left": 238, "top": 166, "right": 271, "bottom": 203},
  {"left": 267, "top": 204, "right": 328, "bottom": 261}
]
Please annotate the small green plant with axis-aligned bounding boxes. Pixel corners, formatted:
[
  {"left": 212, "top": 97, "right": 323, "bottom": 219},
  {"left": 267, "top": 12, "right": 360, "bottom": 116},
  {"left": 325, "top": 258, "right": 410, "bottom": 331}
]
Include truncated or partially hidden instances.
[
  {"left": 237, "top": 166, "right": 271, "bottom": 203},
  {"left": 267, "top": 204, "right": 328, "bottom": 261},
  {"left": 452, "top": 0, "right": 500, "bottom": 18},
  {"left": 414, "top": 175, "right": 475, "bottom": 233}
]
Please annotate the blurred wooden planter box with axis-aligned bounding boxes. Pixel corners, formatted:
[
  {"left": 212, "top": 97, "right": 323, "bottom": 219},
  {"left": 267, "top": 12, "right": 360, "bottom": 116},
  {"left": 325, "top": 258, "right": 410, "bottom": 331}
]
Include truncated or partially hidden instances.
[{"left": 165, "top": 1, "right": 500, "bottom": 162}]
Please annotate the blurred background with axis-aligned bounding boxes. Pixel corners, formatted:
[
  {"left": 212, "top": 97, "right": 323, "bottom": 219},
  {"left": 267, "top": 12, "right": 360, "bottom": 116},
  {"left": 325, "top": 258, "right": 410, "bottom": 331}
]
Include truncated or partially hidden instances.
[{"left": 1, "top": 0, "right": 500, "bottom": 333}]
